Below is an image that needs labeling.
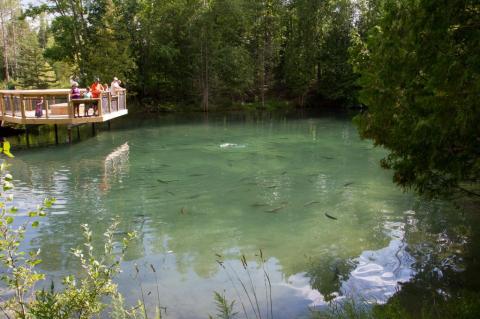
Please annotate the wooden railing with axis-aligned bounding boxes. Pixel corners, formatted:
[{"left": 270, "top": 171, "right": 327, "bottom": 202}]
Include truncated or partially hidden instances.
[{"left": 0, "top": 89, "right": 127, "bottom": 124}]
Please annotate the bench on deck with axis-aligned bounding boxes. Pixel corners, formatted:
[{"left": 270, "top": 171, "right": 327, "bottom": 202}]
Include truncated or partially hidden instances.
[
  {"left": 50, "top": 98, "right": 100, "bottom": 116},
  {"left": 49, "top": 103, "right": 68, "bottom": 115}
]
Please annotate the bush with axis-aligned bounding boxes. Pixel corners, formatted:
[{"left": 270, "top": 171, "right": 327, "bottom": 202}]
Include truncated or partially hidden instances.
[{"left": 0, "top": 162, "right": 140, "bottom": 318}]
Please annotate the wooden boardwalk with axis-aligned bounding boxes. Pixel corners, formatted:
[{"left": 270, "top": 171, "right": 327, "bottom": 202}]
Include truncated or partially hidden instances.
[{"left": 0, "top": 89, "right": 128, "bottom": 125}]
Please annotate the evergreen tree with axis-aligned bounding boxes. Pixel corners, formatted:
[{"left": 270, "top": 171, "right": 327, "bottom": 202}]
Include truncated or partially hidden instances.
[
  {"left": 354, "top": 0, "right": 480, "bottom": 197},
  {"left": 316, "top": 0, "right": 358, "bottom": 105},
  {"left": 84, "top": 0, "right": 136, "bottom": 84},
  {"left": 17, "top": 34, "right": 57, "bottom": 89}
]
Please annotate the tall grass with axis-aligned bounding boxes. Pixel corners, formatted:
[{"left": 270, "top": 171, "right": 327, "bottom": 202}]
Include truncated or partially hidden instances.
[{"left": 213, "top": 250, "right": 274, "bottom": 319}]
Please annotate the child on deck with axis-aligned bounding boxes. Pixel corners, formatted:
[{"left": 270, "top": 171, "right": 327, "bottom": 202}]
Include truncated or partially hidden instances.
[
  {"left": 35, "top": 97, "right": 44, "bottom": 118},
  {"left": 83, "top": 87, "right": 92, "bottom": 117}
]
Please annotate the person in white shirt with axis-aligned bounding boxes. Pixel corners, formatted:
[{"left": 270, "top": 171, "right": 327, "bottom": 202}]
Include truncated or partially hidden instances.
[{"left": 110, "top": 77, "right": 122, "bottom": 96}]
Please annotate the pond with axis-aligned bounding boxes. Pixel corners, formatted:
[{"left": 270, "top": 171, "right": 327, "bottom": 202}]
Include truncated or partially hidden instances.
[{"left": 6, "top": 111, "right": 479, "bottom": 318}]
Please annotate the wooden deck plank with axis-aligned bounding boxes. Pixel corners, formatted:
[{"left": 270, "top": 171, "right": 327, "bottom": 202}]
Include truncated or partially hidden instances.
[{"left": 2, "top": 109, "right": 128, "bottom": 125}]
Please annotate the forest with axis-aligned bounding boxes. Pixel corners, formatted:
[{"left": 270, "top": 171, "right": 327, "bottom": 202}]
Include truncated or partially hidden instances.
[
  {"left": 0, "top": 1, "right": 479, "bottom": 318},
  {"left": 1, "top": 0, "right": 477, "bottom": 198},
  {"left": 3, "top": 0, "right": 367, "bottom": 109}
]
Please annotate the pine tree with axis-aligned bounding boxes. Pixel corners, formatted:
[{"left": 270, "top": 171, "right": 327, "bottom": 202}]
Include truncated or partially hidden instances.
[{"left": 17, "top": 34, "right": 57, "bottom": 89}]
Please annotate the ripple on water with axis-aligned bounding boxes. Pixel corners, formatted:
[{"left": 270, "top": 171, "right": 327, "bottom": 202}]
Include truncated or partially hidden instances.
[{"left": 8, "top": 115, "right": 440, "bottom": 318}]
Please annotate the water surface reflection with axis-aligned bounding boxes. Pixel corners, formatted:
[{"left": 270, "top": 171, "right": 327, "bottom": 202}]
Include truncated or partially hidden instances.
[{"left": 6, "top": 113, "right": 475, "bottom": 318}]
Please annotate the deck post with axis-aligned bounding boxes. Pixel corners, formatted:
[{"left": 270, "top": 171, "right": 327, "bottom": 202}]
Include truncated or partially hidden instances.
[
  {"left": 9, "top": 95, "right": 14, "bottom": 117},
  {"left": 91, "top": 123, "right": 96, "bottom": 136},
  {"left": 0, "top": 94, "right": 4, "bottom": 117},
  {"left": 77, "top": 126, "right": 80, "bottom": 140},
  {"left": 44, "top": 96, "right": 49, "bottom": 119},
  {"left": 25, "top": 126, "right": 30, "bottom": 148},
  {"left": 67, "top": 94, "right": 72, "bottom": 119},
  {"left": 20, "top": 96, "right": 26, "bottom": 119},
  {"left": 108, "top": 92, "right": 112, "bottom": 113},
  {"left": 107, "top": 120, "right": 111, "bottom": 130},
  {"left": 54, "top": 124, "right": 59, "bottom": 144},
  {"left": 98, "top": 95, "right": 103, "bottom": 117},
  {"left": 67, "top": 125, "right": 72, "bottom": 144}
]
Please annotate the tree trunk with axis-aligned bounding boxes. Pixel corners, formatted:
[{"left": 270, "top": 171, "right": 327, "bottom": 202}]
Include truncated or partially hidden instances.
[
  {"left": 0, "top": 11, "right": 10, "bottom": 82},
  {"left": 201, "top": 0, "right": 209, "bottom": 112},
  {"left": 203, "top": 37, "right": 209, "bottom": 112},
  {"left": 10, "top": 8, "right": 18, "bottom": 80}
]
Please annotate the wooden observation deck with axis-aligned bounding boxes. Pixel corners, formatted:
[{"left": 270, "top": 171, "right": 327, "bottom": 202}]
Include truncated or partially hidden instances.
[{"left": 0, "top": 89, "right": 127, "bottom": 125}]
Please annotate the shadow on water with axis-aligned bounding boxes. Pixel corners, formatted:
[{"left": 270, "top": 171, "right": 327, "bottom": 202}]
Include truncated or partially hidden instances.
[{"left": 7, "top": 108, "right": 357, "bottom": 149}]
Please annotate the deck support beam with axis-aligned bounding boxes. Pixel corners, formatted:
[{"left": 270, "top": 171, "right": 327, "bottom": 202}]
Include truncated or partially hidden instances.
[
  {"left": 67, "top": 125, "right": 72, "bottom": 144},
  {"left": 54, "top": 124, "right": 59, "bottom": 145},
  {"left": 25, "top": 126, "right": 30, "bottom": 148}
]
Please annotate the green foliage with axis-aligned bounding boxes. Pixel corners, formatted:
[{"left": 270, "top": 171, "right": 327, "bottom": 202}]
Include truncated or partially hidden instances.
[
  {"left": 313, "top": 290, "right": 480, "bottom": 319},
  {"left": 353, "top": 0, "right": 480, "bottom": 198},
  {"left": 280, "top": 0, "right": 358, "bottom": 106},
  {"left": 316, "top": 0, "right": 358, "bottom": 105},
  {"left": 0, "top": 162, "right": 54, "bottom": 318},
  {"left": 25, "top": 0, "right": 360, "bottom": 108},
  {"left": 17, "top": 33, "right": 57, "bottom": 89},
  {"left": 209, "top": 291, "right": 238, "bottom": 319},
  {"left": 312, "top": 299, "right": 374, "bottom": 319},
  {"left": 40, "top": 0, "right": 136, "bottom": 86},
  {"left": 0, "top": 162, "right": 139, "bottom": 318}
]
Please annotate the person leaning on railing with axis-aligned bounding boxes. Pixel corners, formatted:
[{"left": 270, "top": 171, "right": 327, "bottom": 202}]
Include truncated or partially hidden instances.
[
  {"left": 90, "top": 77, "right": 104, "bottom": 116},
  {"left": 110, "top": 77, "right": 122, "bottom": 97},
  {"left": 70, "top": 82, "right": 81, "bottom": 118}
]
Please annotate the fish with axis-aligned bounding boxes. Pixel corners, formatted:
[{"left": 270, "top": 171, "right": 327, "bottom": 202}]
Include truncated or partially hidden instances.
[
  {"left": 266, "top": 185, "right": 278, "bottom": 189},
  {"left": 187, "top": 194, "right": 202, "bottom": 199},
  {"left": 251, "top": 203, "right": 269, "bottom": 207},
  {"left": 322, "top": 156, "right": 334, "bottom": 160},
  {"left": 189, "top": 173, "right": 206, "bottom": 177},
  {"left": 158, "top": 179, "right": 180, "bottom": 184},
  {"left": 304, "top": 201, "right": 321, "bottom": 207},
  {"left": 325, "top": 213, "right": 338, "bottom": 220},
  {"left": 344, "top": 182, "right": 354, "bottom": 187},
  {"left": 281, "top": 171, "right": 288, "bottom": 175},
  {"left": 166, "top": 191, "right": 175, "bottom": 196},
  {"left": 265, "top": 205, "right": 287, "bottom": 213},
  {"left": 180, "top": 207, "right": 187, "bottom": 215}
]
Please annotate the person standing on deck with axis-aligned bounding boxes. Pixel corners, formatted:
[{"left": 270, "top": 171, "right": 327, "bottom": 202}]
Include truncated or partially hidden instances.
[
  {"left": 71, "top": 82, "right": 81, "bottom": 118},
  {"left": 110, "top": 77, "right": 122, "bottom": 97},
  {"left": 90, "top": 78, "right": 104, "bottom": 116}
]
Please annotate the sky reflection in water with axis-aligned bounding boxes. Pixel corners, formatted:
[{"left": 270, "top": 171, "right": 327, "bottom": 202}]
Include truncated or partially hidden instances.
[{"left": 7, "top": 113, "right": 461, "bottom": 318}]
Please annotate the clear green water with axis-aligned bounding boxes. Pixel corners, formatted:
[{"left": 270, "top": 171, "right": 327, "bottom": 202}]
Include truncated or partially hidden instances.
[{"left": 7, "top": 112, "right": 474, "bottom": 318}]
